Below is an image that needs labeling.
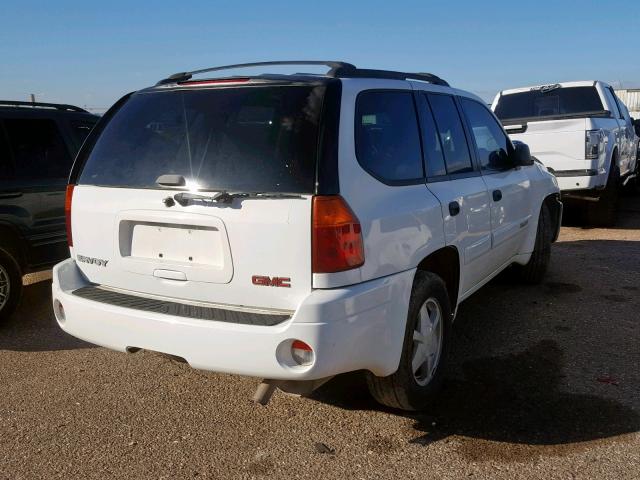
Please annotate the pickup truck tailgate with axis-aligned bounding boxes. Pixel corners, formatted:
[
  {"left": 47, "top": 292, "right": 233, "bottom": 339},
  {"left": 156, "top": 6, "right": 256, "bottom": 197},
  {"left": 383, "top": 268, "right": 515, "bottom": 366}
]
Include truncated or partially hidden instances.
[{"left": 505, "top": 118, "right": 587, "bottom": 170}]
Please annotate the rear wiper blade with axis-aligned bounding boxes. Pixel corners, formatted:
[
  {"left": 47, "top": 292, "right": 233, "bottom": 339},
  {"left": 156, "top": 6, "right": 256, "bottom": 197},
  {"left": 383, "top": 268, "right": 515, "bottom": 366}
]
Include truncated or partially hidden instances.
[{"left": 173, "top": 191, "right": 303, "bottom": 206}]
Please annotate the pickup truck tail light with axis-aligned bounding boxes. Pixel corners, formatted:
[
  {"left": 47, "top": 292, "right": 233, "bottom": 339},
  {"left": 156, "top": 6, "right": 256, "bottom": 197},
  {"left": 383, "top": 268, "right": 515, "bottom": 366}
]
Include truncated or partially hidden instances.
[
  {"left": 586, "top": 129, "right": 605, "bottom": 159},
  {"left": 312, "top": 196, "right": 365, "bottom": 273},
  {"left": 65, "top": 184, "right": 74, "bottom": 247}
]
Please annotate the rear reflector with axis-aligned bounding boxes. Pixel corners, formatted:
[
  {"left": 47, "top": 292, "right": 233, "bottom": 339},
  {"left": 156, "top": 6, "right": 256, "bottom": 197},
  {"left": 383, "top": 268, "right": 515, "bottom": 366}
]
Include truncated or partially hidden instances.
[
  {"left": 53, "top": 299, "right": 65, "bottom": 323},
  {"left": 291, "top": 340, "right": 314, "bottom": 366},
  {"left": 312, "top": 196, "right": 364, "bottom": 273},
  {"left": 65, "top": 185, "right": 74, "bottom": 247}
]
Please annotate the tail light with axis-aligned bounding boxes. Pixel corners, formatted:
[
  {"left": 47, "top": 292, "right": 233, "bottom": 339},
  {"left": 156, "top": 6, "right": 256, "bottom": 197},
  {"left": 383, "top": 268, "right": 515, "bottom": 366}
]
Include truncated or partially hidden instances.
[
  {"left": 312, "top": 196, "right": 364, "bottom": 273},
  {"left": 586, "top": 129, "right": 605, "bottom": 159},
  {"left": 65, "top": 185, "right": 74, "bottom": 247}
]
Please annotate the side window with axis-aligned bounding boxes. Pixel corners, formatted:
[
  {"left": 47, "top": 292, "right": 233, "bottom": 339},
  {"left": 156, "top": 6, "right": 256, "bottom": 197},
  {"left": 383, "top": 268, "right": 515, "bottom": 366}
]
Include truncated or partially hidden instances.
[
  {"left": 355, "top": 91, "right": 423, "bottom": 183},
  {"left": 416, "top": 94, "right": 447, "bottom": 177},
  {"left": 0, "top": 123, "right": 14, "bottom": 182},
  {"left": 4, "top": 118, "right": 72, "bottom": 180},
  {"left": 460, "top": 98, "right": 513, "bottom": 172},
  {"left": 426, "top": 94, "right": 474, "bottom": 175}
]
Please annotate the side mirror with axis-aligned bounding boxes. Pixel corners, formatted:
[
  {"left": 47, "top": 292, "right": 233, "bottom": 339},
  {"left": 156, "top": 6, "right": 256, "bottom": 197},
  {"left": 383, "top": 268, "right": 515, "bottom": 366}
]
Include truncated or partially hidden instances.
[
  {"left": 633, "top": 118, "right": 640, "bottom": 136},
  {"left": 512, "top": 141, "right": 534, "bottom": 167}
]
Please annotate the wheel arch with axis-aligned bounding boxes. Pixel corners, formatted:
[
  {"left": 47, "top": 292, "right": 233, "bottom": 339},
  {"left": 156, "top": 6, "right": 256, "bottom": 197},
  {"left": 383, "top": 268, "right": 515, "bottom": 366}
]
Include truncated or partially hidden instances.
[
  {"left": 415, "top": 246, "right": 460, "bottom": 313},
  {"left": 610, "top": 146, "right": 619, "bottom": 171}
]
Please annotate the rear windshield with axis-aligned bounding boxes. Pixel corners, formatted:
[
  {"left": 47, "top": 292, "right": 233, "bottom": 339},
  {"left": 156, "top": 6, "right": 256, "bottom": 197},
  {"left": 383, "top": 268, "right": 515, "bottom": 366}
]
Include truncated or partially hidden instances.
[
  {"left": 78, "top": 85, "right": 325, "bottom": 193},
  {"left": 494, "top": 86, "right": 604, "bottom": 121}
]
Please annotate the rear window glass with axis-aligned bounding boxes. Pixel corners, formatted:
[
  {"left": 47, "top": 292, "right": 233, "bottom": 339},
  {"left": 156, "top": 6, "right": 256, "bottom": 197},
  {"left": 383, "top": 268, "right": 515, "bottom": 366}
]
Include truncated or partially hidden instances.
[
  {"left": 78, "top": 86, "right": 325, "bottom": 193},
  {"left": 494, "top": 86, "right": 604, "bottom": 121}
]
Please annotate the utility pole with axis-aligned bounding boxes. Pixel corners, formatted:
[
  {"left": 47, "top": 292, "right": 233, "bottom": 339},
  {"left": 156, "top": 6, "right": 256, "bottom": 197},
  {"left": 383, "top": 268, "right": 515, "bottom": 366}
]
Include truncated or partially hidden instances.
[{"left": 30, "top": 93, "right": 36, "bottom": 104}]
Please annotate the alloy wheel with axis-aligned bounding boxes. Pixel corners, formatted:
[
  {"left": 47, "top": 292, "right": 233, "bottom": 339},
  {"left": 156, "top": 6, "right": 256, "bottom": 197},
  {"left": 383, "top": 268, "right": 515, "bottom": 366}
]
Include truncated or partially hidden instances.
[
  {"left": 411, "top": 297, "right": 443, "bottom": 386},
  {"left": 0, "top": 264, "right": 10, "bottom": 312}
]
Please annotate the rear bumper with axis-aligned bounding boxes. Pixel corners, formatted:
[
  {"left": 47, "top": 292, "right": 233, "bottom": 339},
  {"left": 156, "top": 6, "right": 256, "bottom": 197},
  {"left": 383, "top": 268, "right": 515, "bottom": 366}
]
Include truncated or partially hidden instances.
[
  {"left": 52, "top": 259, "right": 413, "bottom": 380},
  {"left": 555, "top": 169, "right": 607, "bottom": 192},
  {"left": 536, "top": 155, "right": 607, "bottom": 192}
]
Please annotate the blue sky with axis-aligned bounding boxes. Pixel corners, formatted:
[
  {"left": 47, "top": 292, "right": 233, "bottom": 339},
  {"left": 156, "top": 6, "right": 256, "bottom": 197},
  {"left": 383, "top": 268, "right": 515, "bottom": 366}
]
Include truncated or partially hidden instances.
[{"left": 1, "top": 0, "right": 638, "bottom": 112}]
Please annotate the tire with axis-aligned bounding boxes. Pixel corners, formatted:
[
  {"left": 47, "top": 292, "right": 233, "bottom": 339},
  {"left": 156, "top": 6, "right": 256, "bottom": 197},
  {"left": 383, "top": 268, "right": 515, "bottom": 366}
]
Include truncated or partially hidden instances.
[
  {"left": 0, "top": 249, "right": 22, "bottom": 323},
  {"left": 624, "top": 151, "right": 640, "bottom": 196},
  {"left": 587, "top": 163, "right": 619, "bottom": 227},
  {"left": 513, "top": 203, "right": 552, "bottom": 284},
  {"left": 366, "top": 271, "right": 452, "bottom": 411}
]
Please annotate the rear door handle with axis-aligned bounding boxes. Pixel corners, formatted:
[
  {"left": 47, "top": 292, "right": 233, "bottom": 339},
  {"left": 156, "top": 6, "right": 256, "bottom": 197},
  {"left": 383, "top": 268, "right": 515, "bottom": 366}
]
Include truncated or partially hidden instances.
[
  {"left": 448, "top": 201, "right": 460, "bottom": 216},
  {"left": 492, "top": 190, "right": 502, "bottom": 202},
  {"left": 0, "top": 191, "right": 23, "bottom": 199}
]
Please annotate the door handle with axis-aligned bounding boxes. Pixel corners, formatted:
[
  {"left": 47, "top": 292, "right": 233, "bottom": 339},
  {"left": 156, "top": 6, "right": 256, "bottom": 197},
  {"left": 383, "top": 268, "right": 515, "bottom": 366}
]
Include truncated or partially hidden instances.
[
  {"left": 448, "top": 201, "right": 460, "bottom": 217},
  {"left": 492, "top": 190, "right": 502, "bottom": 202},
  {"left": 0, "top": 191, "right": 23, "bottom": 199}
]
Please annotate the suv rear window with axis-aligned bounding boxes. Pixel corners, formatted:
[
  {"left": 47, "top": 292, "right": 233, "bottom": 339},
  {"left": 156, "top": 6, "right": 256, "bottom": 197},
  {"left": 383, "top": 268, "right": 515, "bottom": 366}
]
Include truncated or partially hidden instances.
[
  {"left": 494, "top": 86, "right": 604, "bottom": 121},
  {"left": 78, "top": 85, "right": 326, "bottom": 193}
]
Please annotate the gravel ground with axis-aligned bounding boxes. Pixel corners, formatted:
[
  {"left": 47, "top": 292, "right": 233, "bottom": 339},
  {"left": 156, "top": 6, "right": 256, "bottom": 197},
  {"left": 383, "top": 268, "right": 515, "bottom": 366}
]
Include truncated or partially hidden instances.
[{"left": 1, "top": 198, "right": 639, "bottom": 480}]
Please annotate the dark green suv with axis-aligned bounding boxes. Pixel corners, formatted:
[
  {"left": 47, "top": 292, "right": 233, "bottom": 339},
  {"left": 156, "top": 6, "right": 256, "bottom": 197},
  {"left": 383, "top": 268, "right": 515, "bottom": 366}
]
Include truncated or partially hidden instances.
[{"left": 0, "top": 100, "right": 98, "bottom": 321}]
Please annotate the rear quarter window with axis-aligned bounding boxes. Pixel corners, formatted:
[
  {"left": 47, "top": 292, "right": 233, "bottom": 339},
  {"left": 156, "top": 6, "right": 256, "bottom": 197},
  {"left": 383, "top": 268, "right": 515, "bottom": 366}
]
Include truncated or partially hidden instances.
[
  {"left": 0, "top": 123, "right": 13, "bottom": 181},
  {"left": 3, "top": 118, "right": 73, "bottom": 180},
  {"left": 354, "top": 90, "right": 423, "bottom": 183}
]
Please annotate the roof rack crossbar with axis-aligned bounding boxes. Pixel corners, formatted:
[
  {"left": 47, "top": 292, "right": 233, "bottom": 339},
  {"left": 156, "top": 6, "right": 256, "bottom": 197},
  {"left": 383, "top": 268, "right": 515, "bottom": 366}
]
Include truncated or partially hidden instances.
[
  {"left": 156, "top": 61, "right": 449, "bottom": 87},
  {"left": 0, "top": 100, "right": 88, "bottom": 113}
]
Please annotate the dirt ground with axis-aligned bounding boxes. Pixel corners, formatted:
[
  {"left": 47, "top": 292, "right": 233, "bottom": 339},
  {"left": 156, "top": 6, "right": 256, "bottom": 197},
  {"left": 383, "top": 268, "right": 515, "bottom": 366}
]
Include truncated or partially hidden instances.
[{"left": 1, "top": 198, "right": 639, "bottom": 480}]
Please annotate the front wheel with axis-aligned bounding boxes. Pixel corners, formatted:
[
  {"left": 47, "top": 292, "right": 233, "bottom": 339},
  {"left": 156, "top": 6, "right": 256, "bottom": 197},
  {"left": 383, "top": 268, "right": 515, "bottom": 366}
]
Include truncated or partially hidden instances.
[
  {"left": 0, "top": 249, "right": 22, "bottom": 324},
  {"left": 366, "top": 271, "right": 452, "bottom": 411}
]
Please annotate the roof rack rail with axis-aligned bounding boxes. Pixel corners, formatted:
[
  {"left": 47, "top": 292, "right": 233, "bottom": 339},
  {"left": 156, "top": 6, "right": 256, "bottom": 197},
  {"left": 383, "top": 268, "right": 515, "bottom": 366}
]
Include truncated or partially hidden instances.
[
  {"left": 156, "top": 61, "right": 449, "bottom": 87},
  {"left": 156, "top": 61, "right": 356, "bottom": 85},
  {"left": 335, "top": 68, "right": 449, "bottom": 86},
  {"left": 0, "top": 100, "right": 88, "bottom": 113}
]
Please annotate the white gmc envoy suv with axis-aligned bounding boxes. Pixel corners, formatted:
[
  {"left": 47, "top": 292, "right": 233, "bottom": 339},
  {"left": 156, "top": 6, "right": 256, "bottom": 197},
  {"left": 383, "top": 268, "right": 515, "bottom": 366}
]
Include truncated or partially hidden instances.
[
  {"left": 492, "top": 81, "right": 638, "bottom": 226},
  {"left": 52, "top": 61, "right": 561, "bottom": 410}
]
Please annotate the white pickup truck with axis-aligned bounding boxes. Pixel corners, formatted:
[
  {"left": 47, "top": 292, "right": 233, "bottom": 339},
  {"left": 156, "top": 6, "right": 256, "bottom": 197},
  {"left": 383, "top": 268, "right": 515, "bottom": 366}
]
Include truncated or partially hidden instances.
[{"left": 492, "top": 81, "right": 638, "bottom": 226}]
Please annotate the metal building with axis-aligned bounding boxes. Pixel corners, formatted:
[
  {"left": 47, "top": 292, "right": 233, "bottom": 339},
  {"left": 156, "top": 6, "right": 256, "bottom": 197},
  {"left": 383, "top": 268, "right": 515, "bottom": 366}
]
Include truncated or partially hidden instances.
[{"left": 614, "top": 89, "right": 640, "bottom": 118}]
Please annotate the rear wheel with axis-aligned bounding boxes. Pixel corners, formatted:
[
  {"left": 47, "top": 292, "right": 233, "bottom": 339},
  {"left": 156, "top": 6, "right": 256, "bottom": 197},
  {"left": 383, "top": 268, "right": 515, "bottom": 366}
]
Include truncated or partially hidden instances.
[
  {"left": 587, "top": 163, "right": 619, "bottom": 227},
  {"left": 0, "top": 249, "right": 22, "bottom": 323},
  {"left": 513, "top": 203, "right": 552, "bottom": 284},
  {"left": 366, "top": 271, "right": 452, "bottom": 411}
]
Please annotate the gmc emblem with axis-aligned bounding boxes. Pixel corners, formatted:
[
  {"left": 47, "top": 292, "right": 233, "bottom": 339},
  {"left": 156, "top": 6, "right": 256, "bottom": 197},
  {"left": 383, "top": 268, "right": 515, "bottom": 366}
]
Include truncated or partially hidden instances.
[{"left": 252, "top": 275, "right": 291, "bottom": 288}]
